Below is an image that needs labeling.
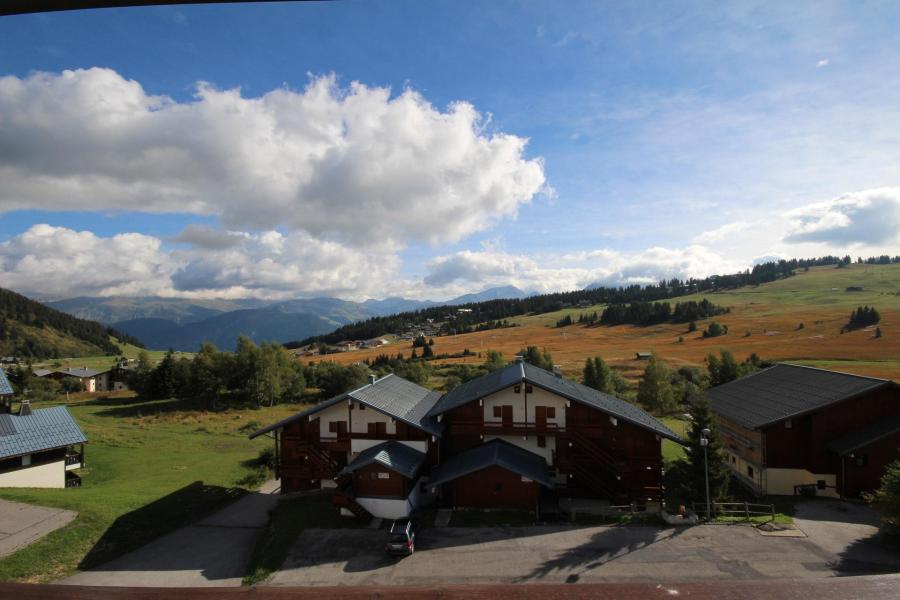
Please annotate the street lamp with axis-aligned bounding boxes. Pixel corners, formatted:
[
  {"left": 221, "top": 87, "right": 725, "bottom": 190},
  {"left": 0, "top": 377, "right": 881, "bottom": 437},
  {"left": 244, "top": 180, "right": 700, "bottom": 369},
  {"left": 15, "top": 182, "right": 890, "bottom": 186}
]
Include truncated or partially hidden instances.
[{"left": 700, "top": 427, "right": 711, "bottom": 521}]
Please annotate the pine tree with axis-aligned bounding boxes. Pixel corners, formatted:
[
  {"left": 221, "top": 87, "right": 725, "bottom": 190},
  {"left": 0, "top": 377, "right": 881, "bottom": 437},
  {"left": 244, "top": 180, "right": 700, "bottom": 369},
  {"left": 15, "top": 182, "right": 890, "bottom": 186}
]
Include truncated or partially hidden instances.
[
  {"left": 422, "top": 343, "right": 434, "bottom": 358},
  {"left": 707, "top": 350, "right": 739, "bottom": 387},
  {"left": 583, "top": 356, "right": 614, "bottom": 394},
  {"left": 679, "top": 395, "right": 731, "bottom": 510},
  {"left": 876, "top": 456, "right": 900, "bottom": 525}
]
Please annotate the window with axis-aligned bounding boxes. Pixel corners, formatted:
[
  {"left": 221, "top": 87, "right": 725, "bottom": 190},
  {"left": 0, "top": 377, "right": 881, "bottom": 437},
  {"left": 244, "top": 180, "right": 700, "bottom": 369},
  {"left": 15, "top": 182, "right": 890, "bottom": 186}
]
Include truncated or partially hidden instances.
[
  {"left": 514, "top": 385, "right": 521, "bottom": 394},
  {"left": 358, "top": 403, "right": 366, "bottom": 410},
  {"left": 493, "top": 406, "right": 502, "bottom": 418},
  {"left": 855, "top": 454, "right": 868, "bottom": 467},
  {"left": 525, "top": 384, "right": 533, "bottom": 393},
  {"left": 328, "top": 421, "right": 338, "bottom": 433},
  {"left": 537, "top": 435, "right": 546, "bottom": 448},
  {"left": 747, "top": 466, "right": 754, "bottom": 478},
  {"left": 731, "top": 455, "right": 736, "bottom": 464},
  {"left": 494, "top": 482, "right": 503, "bottom": 494},
  {"left": 367, "top": 422, "right": 376, "bottom": 435},
  {"left": 21, "top": 454, "right": 31, "bottom": 467},
  {"left": 546, "top": 407, "right": 556, "bottom": 419},
  {"left": 378, "top": 472, "right": 390, "bottom": 479}
]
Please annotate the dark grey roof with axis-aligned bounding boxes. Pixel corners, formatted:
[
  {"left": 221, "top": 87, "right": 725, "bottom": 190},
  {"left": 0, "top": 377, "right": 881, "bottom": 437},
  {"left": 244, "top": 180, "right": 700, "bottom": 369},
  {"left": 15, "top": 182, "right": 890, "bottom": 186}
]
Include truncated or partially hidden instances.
[
  {"left": 32, "top": 369, "right": 53, "bottom": 378},
  {"left": 828, "top": 414, "right": 900, "bottom": 456},
  {"left": 427, "top": 362, "right": 681, "bottom": 443},
  {"left": 0, "top": 368, "right": 12, "bottom": 396},
  {"left": 55, "top": 367, "right": 107, "bottom": 378},
  {"left": 249, "top": 374, "right": 443, "bottom": 439},
  {"left": 428, "top": 439, "right": 553, "bottom": 488},
  {"left": 0, "top": 406, "right": 87, "bottom": 459},
  {"left": 707, "top": 363, "right": 894, "bottom": 430},
  {"left": 338, "top": 441, "right": 426, "bottom": 479}
]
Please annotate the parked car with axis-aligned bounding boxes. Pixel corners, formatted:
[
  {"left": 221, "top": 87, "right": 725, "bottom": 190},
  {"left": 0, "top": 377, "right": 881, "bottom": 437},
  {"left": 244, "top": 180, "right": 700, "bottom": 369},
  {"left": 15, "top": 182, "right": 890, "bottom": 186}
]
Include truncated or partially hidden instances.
[{"left": 385, "top": 518, "right": 417, "bottom": 556}]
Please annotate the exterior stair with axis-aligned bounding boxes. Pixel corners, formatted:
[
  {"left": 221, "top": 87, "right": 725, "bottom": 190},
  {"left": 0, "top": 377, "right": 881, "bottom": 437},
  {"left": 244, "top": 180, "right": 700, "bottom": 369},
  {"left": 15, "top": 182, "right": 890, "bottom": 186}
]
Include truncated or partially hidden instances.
[{"left": 332, "top": 487, "right": 372, "bottom": 520}]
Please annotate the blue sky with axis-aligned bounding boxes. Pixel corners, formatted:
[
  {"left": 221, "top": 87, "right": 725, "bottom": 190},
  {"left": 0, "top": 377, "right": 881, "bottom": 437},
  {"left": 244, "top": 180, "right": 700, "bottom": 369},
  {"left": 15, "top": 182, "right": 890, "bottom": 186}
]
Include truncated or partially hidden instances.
[{"left": 1, "top": 1, "right": 900, "bottom": 300}]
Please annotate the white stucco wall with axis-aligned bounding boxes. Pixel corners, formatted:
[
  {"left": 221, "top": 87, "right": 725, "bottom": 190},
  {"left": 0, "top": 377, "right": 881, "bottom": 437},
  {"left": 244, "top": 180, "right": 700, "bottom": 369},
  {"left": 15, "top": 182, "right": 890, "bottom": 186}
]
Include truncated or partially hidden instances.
[
  {"left": 0, "top": 460, "right": 65, "bottom": 488},
  {"left": 481, "top": 384, "right": 568, "bottom": 428},
  {"left": 765, "top": 468, "right": 839, "bottom": 498},
  {"left": 316, "top": 402, "right": 350, "bottom": 438},
  {"left": 349, "top": 401, "right": 396, "bottom": 435},
  {"left": 485, "top": 434, "right": 555, "bottom": 466}
]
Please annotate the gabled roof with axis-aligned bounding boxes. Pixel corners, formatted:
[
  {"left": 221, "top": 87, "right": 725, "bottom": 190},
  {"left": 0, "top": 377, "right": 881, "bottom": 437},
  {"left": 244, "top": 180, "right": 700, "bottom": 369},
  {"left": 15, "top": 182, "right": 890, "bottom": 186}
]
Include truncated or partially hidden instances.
[
  {"left": 338, "top": 441, "right": 426, "bottom": 479},
  {"left": 249, "top": 374, "right": 444, "bottom": 439},
  {"left": 828, "top": 413, "right": 900, "bottom": 456},
  {"left": 707, "top": 363, "right": 896, "bottom": 430},
  {"left": 0, "top": 406, "right": 87, "bottom": 459},
  {"left": 32, "top": 369, "right": 53, "bottom": 378},
  {"left": 55, "top": 367, "right": 108, "bottom": 378},
  {"left": 0, "top": 368, "right": 13, "bottom": 396},
  {"left": 427, "top": 362, "right": 681, "bottom": 443},
  {"left": 428, "top": 439, "right": 553, "bottom": 489}
]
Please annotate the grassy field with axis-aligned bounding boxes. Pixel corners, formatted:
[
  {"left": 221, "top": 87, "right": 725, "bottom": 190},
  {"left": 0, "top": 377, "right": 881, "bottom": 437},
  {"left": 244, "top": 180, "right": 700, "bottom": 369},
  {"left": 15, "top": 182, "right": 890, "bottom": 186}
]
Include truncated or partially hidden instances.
[
  {"left": 0, "top": 393, "right": 299, "bottom": 583},
  {"left": 29, "top": 339, "right": 191, "bottom": 372},
  {"left": 313, "top": 263, "right": 900, "bottom": 382}
]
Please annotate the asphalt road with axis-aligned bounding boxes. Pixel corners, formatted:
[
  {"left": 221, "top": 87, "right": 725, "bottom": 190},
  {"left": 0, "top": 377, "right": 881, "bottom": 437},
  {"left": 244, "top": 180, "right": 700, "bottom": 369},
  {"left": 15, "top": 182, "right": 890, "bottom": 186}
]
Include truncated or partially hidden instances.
[
  {"left": 270, "top": 503, "right": 900, "bottom": 586},
  {"left": 0, "top": 499, "right": 77, "bottom": 559}
]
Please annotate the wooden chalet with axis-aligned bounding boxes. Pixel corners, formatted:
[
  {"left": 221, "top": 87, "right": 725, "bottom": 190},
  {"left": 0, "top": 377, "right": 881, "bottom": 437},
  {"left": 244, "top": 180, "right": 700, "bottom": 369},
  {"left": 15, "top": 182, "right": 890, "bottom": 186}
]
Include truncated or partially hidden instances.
[
  {"left": 707, "top": 363, "right": 900, "bottom": 498},
  {"left": 249, "top": 374, "right": 443, "bottom": 520},
  {"left": 425, "top": 358, "right": 682, "bottom": 509}
]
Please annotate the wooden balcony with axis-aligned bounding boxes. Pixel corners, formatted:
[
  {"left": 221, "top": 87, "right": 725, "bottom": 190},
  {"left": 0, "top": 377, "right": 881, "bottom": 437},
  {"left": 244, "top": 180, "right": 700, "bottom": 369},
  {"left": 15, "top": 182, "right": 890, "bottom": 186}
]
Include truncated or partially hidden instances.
[
  {"left": 65, "top": 450, "right": 83, "bottom": 468},
  {"left": 65, "top": 471, "right": 82, "bottom": 488},
  {"left": 450, "top": 419, "right": 564, "bottom": 437}
]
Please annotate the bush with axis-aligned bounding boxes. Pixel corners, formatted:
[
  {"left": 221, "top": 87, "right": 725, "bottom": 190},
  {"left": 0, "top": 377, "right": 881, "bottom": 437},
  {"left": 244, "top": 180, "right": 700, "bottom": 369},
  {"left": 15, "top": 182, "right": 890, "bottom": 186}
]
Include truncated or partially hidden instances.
[{"left": 702, "top": 321, "right": 727, "bottom": 338}]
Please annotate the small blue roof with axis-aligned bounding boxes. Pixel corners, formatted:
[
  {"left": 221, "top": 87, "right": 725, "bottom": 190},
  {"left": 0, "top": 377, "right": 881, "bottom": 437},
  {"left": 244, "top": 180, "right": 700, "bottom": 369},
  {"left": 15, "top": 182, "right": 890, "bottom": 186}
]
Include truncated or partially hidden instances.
[
  {"left": 338, "top": 440, "right": 426, "bottom": 479},
  {"left": 0, "top": 406, "right": 87, "bottom": 459},
  {"left": 0, "top": 368, "right": 13, "bottom": 396}
]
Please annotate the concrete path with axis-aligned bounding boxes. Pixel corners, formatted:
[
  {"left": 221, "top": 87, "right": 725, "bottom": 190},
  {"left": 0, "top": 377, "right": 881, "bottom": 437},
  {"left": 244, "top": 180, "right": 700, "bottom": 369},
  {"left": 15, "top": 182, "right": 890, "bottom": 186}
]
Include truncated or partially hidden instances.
[
  {"left": 0, "top": 499, "right": 77, "bottom": 559},
  {"left": 58, "top": 480, "right": 280, "bottom": 587}
]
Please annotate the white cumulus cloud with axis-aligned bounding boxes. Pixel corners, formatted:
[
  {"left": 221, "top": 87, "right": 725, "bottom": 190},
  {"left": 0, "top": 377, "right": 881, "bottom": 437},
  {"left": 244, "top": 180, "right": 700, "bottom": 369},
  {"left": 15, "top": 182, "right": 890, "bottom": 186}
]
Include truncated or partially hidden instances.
[
  {"left": 0, "top": 68, "right": 546, "bottom": 249},
  {"left": 783, "top": 188, "right": 900, "bottom": 246}
]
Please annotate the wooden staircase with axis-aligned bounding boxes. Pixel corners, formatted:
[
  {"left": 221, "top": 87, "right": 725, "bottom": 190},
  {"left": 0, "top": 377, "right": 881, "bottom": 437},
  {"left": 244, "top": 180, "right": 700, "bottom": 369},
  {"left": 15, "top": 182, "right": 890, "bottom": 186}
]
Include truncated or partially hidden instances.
[
  {"left": 332, "top": 486, "right": 372, "bottom": 520},
  {"left": 567, "top": 429, "right": 625, "bottom": 501},
  {"left": 300, "top": 442, "right": 342, "bottom": 479}
]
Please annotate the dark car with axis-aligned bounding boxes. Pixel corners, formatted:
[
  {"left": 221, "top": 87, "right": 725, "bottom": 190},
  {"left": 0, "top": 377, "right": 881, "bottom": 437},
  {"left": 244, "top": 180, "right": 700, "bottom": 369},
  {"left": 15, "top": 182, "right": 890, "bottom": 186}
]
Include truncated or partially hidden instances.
[{"left": 385, "top": 518, "right": 417, "bottom": 556}]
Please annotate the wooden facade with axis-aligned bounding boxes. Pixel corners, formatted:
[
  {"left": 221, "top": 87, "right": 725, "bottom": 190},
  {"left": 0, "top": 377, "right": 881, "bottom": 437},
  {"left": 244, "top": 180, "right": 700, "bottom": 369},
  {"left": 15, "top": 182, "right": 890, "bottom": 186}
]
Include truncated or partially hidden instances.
[{"left": 453, "top": 465, "right": 540, "bottom": 511}]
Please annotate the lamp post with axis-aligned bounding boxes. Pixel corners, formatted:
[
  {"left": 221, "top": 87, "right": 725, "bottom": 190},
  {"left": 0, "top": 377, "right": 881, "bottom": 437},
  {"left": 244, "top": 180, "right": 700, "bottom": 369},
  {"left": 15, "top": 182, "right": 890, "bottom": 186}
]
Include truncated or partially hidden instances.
[{"left": 700, "top": 427, "right": 711, "bottom": 521}]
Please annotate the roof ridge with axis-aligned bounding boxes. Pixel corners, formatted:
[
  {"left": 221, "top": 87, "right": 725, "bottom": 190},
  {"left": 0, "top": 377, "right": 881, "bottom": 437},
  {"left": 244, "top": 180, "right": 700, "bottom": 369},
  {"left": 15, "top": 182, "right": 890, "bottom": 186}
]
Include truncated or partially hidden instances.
[{"left": 776, "top": 362, "right": 890, "bottom": 383}]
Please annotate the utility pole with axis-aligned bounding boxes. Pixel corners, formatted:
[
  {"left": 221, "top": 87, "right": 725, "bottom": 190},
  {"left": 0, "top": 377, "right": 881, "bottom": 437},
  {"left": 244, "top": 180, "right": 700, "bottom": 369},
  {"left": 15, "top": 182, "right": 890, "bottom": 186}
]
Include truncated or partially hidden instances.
[{"left": 701, "top": 427, "right": 711, "bottom": 521}]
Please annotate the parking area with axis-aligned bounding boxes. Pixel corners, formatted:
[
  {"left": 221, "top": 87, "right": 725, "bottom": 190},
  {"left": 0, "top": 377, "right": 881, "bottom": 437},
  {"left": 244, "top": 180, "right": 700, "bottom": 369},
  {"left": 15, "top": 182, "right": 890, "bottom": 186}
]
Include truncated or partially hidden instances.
[{"left": 269, "top": 501, "right": 900, "bottom": 586}]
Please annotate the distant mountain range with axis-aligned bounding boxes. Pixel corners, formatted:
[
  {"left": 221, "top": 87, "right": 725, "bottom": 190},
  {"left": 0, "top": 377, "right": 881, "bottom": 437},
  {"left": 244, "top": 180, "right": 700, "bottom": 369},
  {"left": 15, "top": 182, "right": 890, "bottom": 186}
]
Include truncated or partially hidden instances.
[{"left": 47, "top": 286, "right": 532, "bottom": 352}]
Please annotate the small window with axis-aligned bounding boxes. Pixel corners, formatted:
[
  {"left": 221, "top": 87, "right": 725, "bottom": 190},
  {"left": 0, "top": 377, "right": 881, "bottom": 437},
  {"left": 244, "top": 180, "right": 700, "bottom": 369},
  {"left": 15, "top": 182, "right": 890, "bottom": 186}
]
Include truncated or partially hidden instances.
[
  {"left": 494, "top": 482, "right": 503, "bottom": 494},
  {"left": 817, "top": 479, "right": 827, "bottom": 489},
  {"left": 358, "top": 404, "right": 366, "bottom": 410},
  {"left": 378, "top": 472, "right": 390, "bottom": 479},
  {"left": 514, "top": 385, "right": 521, "bottom": 394},
  {"left": 731, "top": 456, "right": 736, "bottom": 464},
  {"left": 21, "top": 454, "right": 31, "bottom": 467},
  {"left": 493, "top": 406, "right": 502, "bottom": 418},
  {"left": 855, "top": 454, "right": 868, "bottom": 467},
  {"left": 328, "top": 421, "right": 338, "bottom": 433},
  {"left": 784, "top": 419, "right": 792, "bottom": 429},
  {"left": 525, "top": 384, "right": 533, "bottom": 393},
  {"left": 546, "top": 407, "right": 556, "bottom": 419},
  {"left": 747, "top": 466, "right": 754, "bottom": 478},
  {"left": 537, "top": 435, "right": 546, "bottom": 448}
]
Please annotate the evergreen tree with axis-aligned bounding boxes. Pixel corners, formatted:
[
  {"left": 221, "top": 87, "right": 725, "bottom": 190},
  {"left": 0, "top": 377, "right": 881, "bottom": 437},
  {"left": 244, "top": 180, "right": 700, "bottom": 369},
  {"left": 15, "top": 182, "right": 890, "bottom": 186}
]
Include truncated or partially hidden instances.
[
  {"left": 707, "top": 350, "right": 739, "bottom": 387},
  {"left": 677, "top": 395, "right": 730, "bottom": 510},
  {"left": 637, "top": 355, "right": 677, "bottom": 413},
  {"left": 483, "top": 350, "right": 506, "bottom": 372},
  {"left": 583, "top": 356, "right": 614, "bottom": 394},
  {"left": 421, "top": 343, "right": 434, "bottom": 358},
  {"left": 875, "top": 456, "right": 900, "bottom": 525},
  {"left": 518, "top": 346, "right": 553, "bottom": 370}
]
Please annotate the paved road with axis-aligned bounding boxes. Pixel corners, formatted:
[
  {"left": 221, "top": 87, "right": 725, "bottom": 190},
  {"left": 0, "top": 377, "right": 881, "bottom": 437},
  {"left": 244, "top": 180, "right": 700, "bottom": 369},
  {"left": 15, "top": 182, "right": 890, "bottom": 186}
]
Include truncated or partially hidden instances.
[
  {"left": 270, "top": 501, "right": 900, "bottom": 586},
  {"left": 0, "top": 499, "right": 77, "bottom": 559},
  {"left": 58, "top": 480, "right": 280, "bottom": 587}
]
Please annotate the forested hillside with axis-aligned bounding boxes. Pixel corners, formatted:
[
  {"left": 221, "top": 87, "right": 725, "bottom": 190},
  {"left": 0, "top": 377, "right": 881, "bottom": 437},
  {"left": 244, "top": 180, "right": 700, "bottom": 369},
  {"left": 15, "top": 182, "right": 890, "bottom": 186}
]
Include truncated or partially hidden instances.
[{"left": 0, "top": 288, "right": 141, "bottom": 358}]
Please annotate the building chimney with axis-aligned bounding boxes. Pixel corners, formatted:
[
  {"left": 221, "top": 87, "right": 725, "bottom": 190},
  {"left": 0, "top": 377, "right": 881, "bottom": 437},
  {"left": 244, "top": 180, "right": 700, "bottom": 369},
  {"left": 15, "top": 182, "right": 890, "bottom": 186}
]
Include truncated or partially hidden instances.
[
  {"left": 19, "top": 399, "right": 32, "bottom": 417},
  {"left": 368, "top": 374, "right": 376, "bottom": 385},
  {"left": 514, "top": 355, "right": 525, "bottom": 364},
  {"left": 553, "top": 365, "right": 563, "bottom": 378}
]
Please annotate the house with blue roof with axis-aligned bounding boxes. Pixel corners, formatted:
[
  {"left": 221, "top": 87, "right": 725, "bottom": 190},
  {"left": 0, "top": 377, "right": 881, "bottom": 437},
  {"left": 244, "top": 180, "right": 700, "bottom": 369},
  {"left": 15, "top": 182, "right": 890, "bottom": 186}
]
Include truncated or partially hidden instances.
[{"left": 0, "top": 368, "right": 87, "bottom": 488}]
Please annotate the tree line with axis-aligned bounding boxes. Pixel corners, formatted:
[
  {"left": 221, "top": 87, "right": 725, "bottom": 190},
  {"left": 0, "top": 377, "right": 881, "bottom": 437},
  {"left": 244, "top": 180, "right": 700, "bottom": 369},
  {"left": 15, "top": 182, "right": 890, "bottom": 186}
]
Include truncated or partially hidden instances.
[
  {"left": 598, "top": 299, "right": 728, "bottom": 327},
  {"left": 0, "top": 287, "right": 143, "bottom": 358}
]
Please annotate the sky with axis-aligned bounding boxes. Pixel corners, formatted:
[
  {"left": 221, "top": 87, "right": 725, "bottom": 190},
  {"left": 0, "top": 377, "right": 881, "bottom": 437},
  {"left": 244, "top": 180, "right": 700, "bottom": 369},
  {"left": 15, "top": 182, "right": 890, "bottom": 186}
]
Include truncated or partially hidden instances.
[{"left": 1, "top": 1, "right": 900, "bottom": 302}]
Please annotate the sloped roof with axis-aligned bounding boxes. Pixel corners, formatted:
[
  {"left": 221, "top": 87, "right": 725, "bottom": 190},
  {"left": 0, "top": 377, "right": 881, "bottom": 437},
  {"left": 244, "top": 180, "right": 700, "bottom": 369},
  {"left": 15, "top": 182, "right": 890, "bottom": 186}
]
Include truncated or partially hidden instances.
[
  {"left": 32, "top": 369, "right": 53, "bottom": 378},
  {"left": 707, "top": 363, "right": 895, "bottom": 430},
  {"left": 0, "top": 406, "right": 87, "bottom": 459},
  {"left": 428, "top": 439, "right": 553, "bottom": 488},
  {"left": 0, "top": 368, "right": 13, "bottom": 396},
  {"left": 828, "top": 413, "right": 900, "bottom": 456},
  {"left": 249, "top": 374, "right": 443, "bottom": 439},
  {"left": 55, "top": 367, "right": 108, "bottom": 378},
  {"left": 338, "top": 441, "right": 426, "bottom": 479},
  {"left": 427, "top": 362, "right": 681, "bottom": 442}
]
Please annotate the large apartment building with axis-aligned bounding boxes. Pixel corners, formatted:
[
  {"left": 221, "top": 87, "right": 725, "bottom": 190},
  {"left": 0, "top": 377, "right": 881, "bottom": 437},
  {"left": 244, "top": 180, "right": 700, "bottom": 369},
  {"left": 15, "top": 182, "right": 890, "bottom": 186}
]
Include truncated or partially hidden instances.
[
  {"left": 251, "top": 358, "right": 681, "bottom": 519},
  {"left": 708, "top": 363, "right": 900, "bottom": 498}
]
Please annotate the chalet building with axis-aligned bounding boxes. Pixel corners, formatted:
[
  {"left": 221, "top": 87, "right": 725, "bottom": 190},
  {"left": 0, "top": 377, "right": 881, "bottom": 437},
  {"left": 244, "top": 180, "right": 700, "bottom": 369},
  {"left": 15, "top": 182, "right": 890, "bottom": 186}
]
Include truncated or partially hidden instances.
[
  {"left": 707, "top": 363, "right": 900, "bottom": 498},
  {"left": 252, "top": 359, "right": 681, "bottom": 519},
  {"left": 0, "top": 368, "right": 12, "bottom": 414},
  {"left": 249, "top": 374, "right": 443, "bottom": 520},
  {"left": 426, "top": 359, "right": 681, "bottom": 509},
  {"left": 41, "top": 367, "right": 112, "bottom": 393},
  {"left": 0, "top": 386, "right": 87, "bottom": 489}
]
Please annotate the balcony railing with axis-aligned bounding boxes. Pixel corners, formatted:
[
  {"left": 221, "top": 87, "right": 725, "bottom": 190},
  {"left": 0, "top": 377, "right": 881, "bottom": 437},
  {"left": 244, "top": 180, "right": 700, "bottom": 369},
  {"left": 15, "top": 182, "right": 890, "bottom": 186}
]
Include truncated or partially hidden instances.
[
  {"left": 453, "top": 420, "right": 564, "bottom": 436},
  {"left": 65, "top": 451, "right": 83, "bottom": 467},
  {"left": 65, "top": 472, "right": 82, "bottom": 488}
]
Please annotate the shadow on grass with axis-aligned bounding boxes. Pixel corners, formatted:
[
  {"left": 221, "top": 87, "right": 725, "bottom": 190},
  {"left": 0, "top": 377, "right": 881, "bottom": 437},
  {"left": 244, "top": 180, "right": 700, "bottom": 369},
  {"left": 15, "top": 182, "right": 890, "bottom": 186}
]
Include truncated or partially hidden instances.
[{"left": 79, "top": 481, "right": 245, "bottom": 571}]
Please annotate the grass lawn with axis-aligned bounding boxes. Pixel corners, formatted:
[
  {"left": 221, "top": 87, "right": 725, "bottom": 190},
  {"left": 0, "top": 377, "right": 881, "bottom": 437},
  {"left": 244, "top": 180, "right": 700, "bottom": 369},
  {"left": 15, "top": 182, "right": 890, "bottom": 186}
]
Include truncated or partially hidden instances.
[
  {"left": 660, "top": 416, "right": 689, "bottom": 464},
  {"left": 0, "top": 393, "right": 301, "bottom": 583},
  {"left": 242, "top": 492, "right": 354, "bottom": 586}
]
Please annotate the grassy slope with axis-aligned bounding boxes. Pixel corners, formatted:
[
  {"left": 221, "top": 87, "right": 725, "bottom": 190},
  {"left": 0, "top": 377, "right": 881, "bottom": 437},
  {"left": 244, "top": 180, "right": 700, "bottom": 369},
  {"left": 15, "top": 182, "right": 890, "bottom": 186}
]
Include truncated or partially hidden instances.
[
  {"left": 0, "top": 394, "right": 300, "bottom": 583},
  {"left": 315, "top": 264, "right": 900, "bottom": 382},
  {"left": 0, "top": 321, "right": 110, "bottom": 359}
]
